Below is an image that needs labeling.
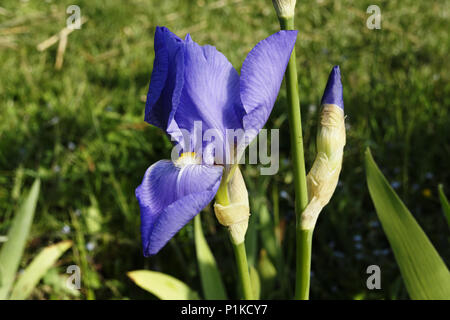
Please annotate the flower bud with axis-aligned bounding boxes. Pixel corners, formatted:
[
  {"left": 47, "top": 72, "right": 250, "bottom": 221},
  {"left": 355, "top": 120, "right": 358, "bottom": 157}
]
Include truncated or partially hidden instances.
[
  {"left": 272, "top": 0, "right": 296, "bottom": 19},
  {"left": 214, "top": 167, "right": 250, "bottom": 244},
  {"left": 301, "top": 66, "right": 345, "bottom": 230}
]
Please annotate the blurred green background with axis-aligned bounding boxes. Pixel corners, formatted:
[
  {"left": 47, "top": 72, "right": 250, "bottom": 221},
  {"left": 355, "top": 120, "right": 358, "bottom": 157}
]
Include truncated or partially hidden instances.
[{"left": 0, "top": 0, "right": 449, "bottom": 299}]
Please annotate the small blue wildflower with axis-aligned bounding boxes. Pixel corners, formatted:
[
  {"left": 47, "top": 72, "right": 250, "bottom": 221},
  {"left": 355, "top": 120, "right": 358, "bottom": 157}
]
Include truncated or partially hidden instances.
[{"left": 391, "top": 181, "right": 400, "bottom": 189}]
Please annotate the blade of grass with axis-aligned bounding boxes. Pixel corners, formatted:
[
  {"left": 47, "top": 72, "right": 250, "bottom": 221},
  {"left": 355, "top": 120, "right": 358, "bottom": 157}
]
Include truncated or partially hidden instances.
[
  {"left": 10, "top": 240, "right": 72, "bottom": 299},
  {"left": 70, "top": 210, "right": 96, "bottom": 300},
  {"left": 194, "top": 214, "right": 227, "bottom": 300},
  {"left": 0, "top": 179, "right": 40, "bottom": 299},
  {"left": 127, "top": 270, "right": 200, "bottom": 300}
]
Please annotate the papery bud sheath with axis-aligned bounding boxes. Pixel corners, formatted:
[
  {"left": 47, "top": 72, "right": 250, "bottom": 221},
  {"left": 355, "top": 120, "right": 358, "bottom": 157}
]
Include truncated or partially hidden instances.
[{"left": 214, "top": 167, "right": 250, "bottom": 244}]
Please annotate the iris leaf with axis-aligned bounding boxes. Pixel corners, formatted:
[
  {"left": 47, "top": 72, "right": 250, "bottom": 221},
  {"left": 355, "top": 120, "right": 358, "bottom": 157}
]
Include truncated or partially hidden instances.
[
  {"left": 194, "top": 214, "right": 227, "bottom": 300},
  {"left": 10, "top": 240, "right": 72, "bottom": 300},
  {"left": 365, "top": 149, "right": 450, "bottom": 299},
  {"left": 0, "top": 179, "right": 40, "bottom": 299},
  {"left": 249, "top": 265, "right": 261, "bottom": 300},
  {"left": 259, "top": 201, "right": 279, "bottom": 268},
  {"left": 127, "top": 270, "right": 200, "bottom": 300},
  {"left": 246, "top": 194, "right": 261, "bottom": 267},
  {"left": 438, "top": 184, "right": 450, "bottom": 228},
  {"left": 258, "top": 249, "right": 277, "bottom": 298}
]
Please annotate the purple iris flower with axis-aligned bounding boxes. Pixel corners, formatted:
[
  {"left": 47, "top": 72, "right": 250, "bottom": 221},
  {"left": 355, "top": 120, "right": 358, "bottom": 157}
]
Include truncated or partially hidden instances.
[{"left": 136, "top": 26, "right": 297, "bottom": 256}]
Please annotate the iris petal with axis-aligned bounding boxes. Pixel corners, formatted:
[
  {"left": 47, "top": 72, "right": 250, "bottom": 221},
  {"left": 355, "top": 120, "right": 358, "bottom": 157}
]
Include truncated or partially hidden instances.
[
  {"left": 167, "top": 39, "right": 245, "bottom": 156},
  {"left": 145, "top": 26, "right": 185, "bottom": 130},
  {"left": 136, "top": 160, "right": 223, "bottom": 256},
  {"left": 240, "top": 30, "right": 298, "bottom": 138}
]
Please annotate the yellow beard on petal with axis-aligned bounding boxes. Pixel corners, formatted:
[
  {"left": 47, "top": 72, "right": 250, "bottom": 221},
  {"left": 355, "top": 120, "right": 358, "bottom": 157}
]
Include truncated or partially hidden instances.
[{"left": 175, "top": 152, "right": 200, "bottom": 167}]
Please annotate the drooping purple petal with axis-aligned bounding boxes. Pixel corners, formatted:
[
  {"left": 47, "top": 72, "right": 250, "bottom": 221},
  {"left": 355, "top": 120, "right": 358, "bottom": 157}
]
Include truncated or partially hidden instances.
[
  {"left": 144, "top": 26, "right": 185, "bottom": 130},
  {"left": 136, "top": 160, "right": 223, "bottom": 256},
  {"left": 321, "top": 65, "right": 344, "bottom": 110},
  {"left": 240, "top": 30, "right": 298, "bottom": 137},
  {"left": 166, "top": 39, "right": 245, "bottom": 161}
]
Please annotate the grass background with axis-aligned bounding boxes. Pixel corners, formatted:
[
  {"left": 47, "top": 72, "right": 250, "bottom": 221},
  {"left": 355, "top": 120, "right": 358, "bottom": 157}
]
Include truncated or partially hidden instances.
[{"left": 0, "top": 0, "right": 449, "bottom": 299}]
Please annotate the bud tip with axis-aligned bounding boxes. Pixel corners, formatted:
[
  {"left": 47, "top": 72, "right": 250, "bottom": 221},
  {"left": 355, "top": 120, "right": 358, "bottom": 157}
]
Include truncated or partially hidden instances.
[
  {"left": 321, "top": 65, "right": 344, "bottom": 110},
  {"left": 272, "top": 0, "right": 296, "bottom": 18}
]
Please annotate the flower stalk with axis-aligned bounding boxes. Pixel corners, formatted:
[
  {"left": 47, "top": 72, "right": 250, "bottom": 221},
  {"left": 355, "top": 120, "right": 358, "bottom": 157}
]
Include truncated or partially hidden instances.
[
  {"left": 232, "top": 241, "right": 254, "bottom": 300},
  {"left": 296, "top": 228, "right": 313, "bottom": 299},
  {"left": 276, "top": 14, "right": 310, "bottom": 299}
]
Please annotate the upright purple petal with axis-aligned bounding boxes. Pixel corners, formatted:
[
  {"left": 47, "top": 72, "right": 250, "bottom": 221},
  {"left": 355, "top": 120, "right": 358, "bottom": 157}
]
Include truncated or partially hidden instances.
[
  {"left": 166, "top": 39, "right": 245, "bottom": 159},
  {"left": 136, "top": 160, "right": 223, "bottom": 256},
  {"left": 145, "top": 26, "right": 185, "bottom": 130},
  {"left": 321, "top": 65, "right": 344, "bottom": 110},
  {"left": 240, "top": 30, "right": 298, "bottom": 136}
]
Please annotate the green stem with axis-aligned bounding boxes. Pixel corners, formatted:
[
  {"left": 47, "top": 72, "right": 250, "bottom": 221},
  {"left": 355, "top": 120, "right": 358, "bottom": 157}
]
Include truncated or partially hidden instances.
[
  {"left": 232, "top": 241, "right": 254, "bottom": 300},
  {"left": 278, "top": 16, "right": 310, "bottom": 300},
  {"left": 215, "top": 173, "right": 253, "bottom": 300},
  {"left": 296, "top": 228, "right": 313, "bottom": 299}
]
